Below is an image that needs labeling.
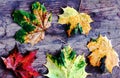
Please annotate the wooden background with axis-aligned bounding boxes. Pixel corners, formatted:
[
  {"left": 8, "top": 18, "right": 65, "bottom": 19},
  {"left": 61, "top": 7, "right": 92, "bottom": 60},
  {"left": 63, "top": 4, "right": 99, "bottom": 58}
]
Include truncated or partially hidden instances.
[{"left": 0, "top": 0, "right": 120, "bottom": 78}]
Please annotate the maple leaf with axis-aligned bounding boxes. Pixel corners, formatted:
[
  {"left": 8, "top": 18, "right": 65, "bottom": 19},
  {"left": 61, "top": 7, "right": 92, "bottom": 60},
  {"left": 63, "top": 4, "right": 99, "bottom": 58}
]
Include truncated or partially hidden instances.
[
  {"left": 45, "top": 46, "right": 88, "bottom": 78},
  {"left": 1, "top": 45, "right": 39, "bottom": 78},
  {"left": 58, "top": 6, "right": 93, "bottom": 37},
  {"left": 13, "top": 2, "right": 52, "bottom": 45},
  {"left": 87, "top": 35, "right": 119, "bottom": 73}
]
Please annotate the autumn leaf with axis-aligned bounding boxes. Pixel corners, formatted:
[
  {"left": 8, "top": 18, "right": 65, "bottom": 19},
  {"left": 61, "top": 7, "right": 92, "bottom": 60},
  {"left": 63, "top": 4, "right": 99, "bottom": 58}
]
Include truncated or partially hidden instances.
[
  {"left": 87, "top": 35, "right": 119, "bottom": 73},
  {"left": 58, "top": 6, "right": 93, "bottom": 36},
  {"left": 45, "top": 46, "right": 88, "bottom": 78},
  {"left": 13, "top": 2, "right": 52, "bottom": 45},
  {"left": 1, "top": 45, "right": 40, "bottom": 78}
]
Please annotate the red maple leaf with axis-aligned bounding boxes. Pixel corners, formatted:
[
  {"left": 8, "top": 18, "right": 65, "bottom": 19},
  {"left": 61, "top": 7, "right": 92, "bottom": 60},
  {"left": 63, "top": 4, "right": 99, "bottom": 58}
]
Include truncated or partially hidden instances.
[{"left": 1, "top": 45, "right": 40, "bottom": 78}]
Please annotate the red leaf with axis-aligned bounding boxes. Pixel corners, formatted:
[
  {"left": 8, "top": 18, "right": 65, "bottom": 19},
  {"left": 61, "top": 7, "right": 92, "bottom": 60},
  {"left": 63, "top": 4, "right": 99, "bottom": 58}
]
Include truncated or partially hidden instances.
[{"left": 1, "top": 45, "right": 40, "bottom": 78}]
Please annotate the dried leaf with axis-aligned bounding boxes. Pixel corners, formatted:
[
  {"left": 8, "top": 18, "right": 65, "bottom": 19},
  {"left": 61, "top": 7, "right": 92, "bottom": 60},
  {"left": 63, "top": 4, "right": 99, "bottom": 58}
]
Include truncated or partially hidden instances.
[
  {"left": 13, "top": 2, "right": 52, "bottom": 45},
  {"left": 1, "top": 45, "right": 40, "bottom": 78},
  {"left": 45, "top": 46, "right": 88, "bottom": 78},
  {"left": 58, "top": 6, "right": 93, "bottom": 36},
  {"left": 87, "top": 35, "right": 119, "bottom": 73}
]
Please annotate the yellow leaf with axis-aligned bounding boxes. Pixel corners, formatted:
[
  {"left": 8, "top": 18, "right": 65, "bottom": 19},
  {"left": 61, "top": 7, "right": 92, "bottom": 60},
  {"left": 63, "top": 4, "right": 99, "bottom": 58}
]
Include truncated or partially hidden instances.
[
  {"left": 58, "top": 6, "right": 93, "bottom": 36},
  {"left": 87, "top": 35, "right": 119, "bottom": 73}
]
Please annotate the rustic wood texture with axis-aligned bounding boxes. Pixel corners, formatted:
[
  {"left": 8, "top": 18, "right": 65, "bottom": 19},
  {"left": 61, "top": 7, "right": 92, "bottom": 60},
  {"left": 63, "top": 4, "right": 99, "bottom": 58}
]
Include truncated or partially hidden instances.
[{"left": 0, "top": 0, "right": 120, "bottom": 78}]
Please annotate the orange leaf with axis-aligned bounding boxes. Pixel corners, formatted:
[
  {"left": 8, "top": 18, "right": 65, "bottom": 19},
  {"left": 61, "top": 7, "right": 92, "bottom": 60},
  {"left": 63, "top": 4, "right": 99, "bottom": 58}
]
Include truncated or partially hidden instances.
[{"left": 87, "top": 35, "right": 119, "bottom": 73}]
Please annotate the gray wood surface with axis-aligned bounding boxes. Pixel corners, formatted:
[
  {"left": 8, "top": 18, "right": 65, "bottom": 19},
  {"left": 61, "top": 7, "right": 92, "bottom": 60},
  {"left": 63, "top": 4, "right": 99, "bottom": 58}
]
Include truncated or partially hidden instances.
[{"left": 0, "top": 0, "right": 120, "bottom": 78}]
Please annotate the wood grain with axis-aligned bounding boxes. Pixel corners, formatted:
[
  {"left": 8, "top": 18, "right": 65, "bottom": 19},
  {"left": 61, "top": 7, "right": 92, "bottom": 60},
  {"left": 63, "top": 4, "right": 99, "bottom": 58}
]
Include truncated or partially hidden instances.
[{"left": 0, "top": 0, "right": 120, "bottom": 78}]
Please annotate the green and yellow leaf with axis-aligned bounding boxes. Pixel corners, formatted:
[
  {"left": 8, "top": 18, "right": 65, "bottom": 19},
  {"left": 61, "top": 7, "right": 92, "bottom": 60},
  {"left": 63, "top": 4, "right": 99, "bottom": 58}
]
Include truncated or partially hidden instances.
[
  {"left": 87, "top": 35, "right": 119, "bottom": 73},
  {"left": 58, "top": 6, "right": 93, "bottom": 36},
  {"left": 45, "top": 46, "right": 88, "bottom": 78},
  {"left": 13, "top": 2, "right": 52, "bottom": 45}
]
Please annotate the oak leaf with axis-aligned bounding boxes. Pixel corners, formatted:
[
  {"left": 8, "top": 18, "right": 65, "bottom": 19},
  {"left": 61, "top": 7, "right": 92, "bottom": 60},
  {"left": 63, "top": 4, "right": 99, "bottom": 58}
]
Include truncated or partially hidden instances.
[
  {"left": 1, "top": 45, "right": 39, "bottom": 78},
  {"left": 45, "top": 46, "right": 88, "bottom": 78},
  {"left": 13, "top": 2, "right": 52, "bottom": 45},
  {"left": 87, "top": 35, "right": 119, "bottom": 73},
  {"left": 58, "top": 6, "right": 93, "bottom": 36}
]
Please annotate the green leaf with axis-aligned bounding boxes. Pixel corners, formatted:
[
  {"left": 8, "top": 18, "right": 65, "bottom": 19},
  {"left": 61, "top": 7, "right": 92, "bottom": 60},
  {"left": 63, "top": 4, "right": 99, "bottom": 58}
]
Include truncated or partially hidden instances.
[
  {"left": 45, "top": 46, "right": 88, "bottom": 78},
  {"left": 41, "top": 4, "right": 46, "bottom": 12},
  {"left": 22, "top": 22, "right": 36, "bottom": 33},
  {"left": 65, "top": 23, "right": 70, "bottom": 31},
  {"left": 13, "top": 10, "right": 36, "bottom": 33},
  {"left": 13, "top": 10, "right": 36, "bottom": 44},
  {"left": 13, "top": 2, "right": 52, "bottom": 45},
  {"left": 14, "top": 29, "right": 27, "bottom": 43},
  {"left": 13, "top": 10, "right": 36, "bottom": 26},
  {"left": 48, "top": 13, "right": 52, "bottom": 22},
  {"left": 100, "top": 56, "right": 107, "bottom": 72},
  {"left": 32, "top": 2, "right": 46, "bottom": 12},
  {"left": 78, "top": 23, "right": 83, "bottom": 34},
  {"left": 32, "top": 2, "right": 40, "bottom": 10},
  {"left": 71, "top": 23, "right": 83, "bottom": 35},
  {"left": 72, "top": 28, "right": 78, "bottom": 35},
  {"left": 91, "top": 38, "right": 97, "bottom": 42}
]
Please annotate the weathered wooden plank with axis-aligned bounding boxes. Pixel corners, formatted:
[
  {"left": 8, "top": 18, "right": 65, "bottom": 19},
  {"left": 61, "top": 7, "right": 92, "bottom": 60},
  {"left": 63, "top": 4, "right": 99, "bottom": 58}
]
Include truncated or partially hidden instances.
[{"left": 0, "top": 0, "right": 120, "bottom": 78}]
